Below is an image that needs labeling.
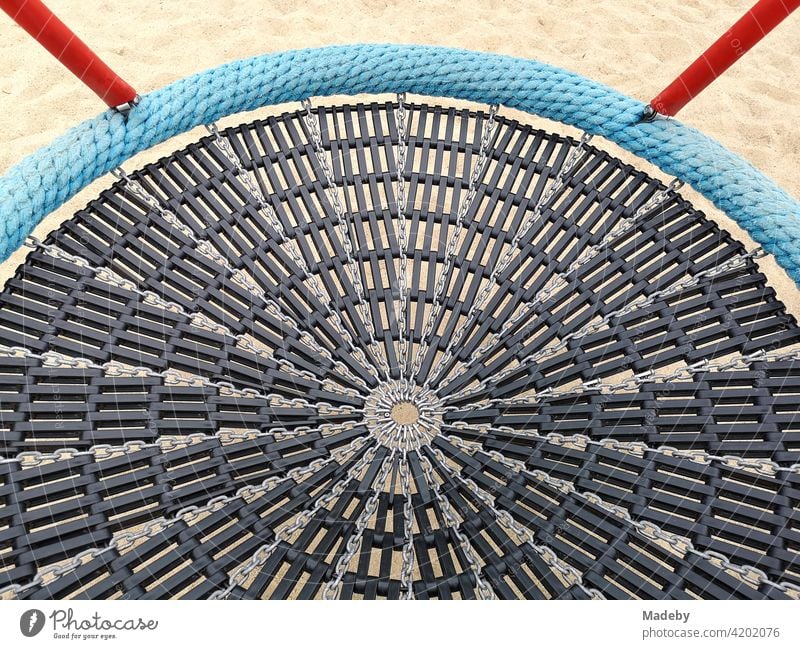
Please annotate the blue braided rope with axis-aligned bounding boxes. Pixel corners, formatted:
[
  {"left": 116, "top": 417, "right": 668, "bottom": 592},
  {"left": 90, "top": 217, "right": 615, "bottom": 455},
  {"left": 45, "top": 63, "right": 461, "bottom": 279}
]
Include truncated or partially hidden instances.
[{"left": 2, "top": 44, "right": 800, "bottom": 283}]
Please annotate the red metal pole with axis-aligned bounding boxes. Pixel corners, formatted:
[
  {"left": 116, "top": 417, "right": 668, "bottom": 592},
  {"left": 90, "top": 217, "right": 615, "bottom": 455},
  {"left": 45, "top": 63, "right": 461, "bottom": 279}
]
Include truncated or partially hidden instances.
[
  {"left": 650, "top": 0, "right": 800, "bottom": 117},
  {"left": 0, "top": 0, "right": 138, "bottom": 110}
]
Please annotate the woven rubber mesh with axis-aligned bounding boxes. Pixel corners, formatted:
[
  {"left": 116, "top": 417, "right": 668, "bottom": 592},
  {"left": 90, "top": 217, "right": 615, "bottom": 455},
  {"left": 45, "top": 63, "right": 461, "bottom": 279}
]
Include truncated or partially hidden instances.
[{"left": 1, "top": 101, "right": 800, "bottom": 600}]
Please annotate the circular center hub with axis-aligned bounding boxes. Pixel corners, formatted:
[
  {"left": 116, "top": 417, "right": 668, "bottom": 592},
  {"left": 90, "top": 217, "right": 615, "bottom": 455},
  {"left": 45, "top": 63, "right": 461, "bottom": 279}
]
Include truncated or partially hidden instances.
[
  {"left": 390, "top": 401, "right": 419, "bottom": 425},
  {"left": 363, "top": 380, "right": 443, "bottom": 450}
]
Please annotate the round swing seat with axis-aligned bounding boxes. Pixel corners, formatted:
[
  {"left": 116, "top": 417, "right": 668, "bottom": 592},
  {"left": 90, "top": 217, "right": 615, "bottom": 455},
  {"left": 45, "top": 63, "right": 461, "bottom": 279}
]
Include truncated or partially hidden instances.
[{"left": 2, "top": 98, "right": 799, "bottom": 600}]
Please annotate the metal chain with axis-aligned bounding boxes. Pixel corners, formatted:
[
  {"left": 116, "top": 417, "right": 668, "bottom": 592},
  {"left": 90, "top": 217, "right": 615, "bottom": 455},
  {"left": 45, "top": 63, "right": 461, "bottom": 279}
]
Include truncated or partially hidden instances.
[
  {"left": 0, "top": 417, "right": 364, "bottom": 467},
  {"left": 0, "top": 343, "right": 358, "bottom": 416},
  {"left": 409, "top": 104, "right": 500, "bottom": 383},
  {"left": 444, "top": 247, "right": 768, "bottom": 403},
  {"left": 420, "top": 133, "right": 592, "bottom": 390},
  {"left": 398, "top": 449, "right": 416, "bottom": 599},
  {"left": 416, "top": 451, "right": 497, "bottom": 599},
  {"left": 209, "top": 437, "right": 382, "bottom": 600},
  {"left": 300, "top": 99, "right": 391, "bottom": 380},
  {"left": 23, "top": 236, "right": 364, "bottom": 398},
  {"left": 435, "top": 178, "right": 685, "bottom": 393},
  {"left": 112, "top": 166, "right": 380, "bottom": 388},
  {"left": 445, "top": 345, "right": 800, "bottom": 412},
  {"left": 322, "top": 428, "right": 400, "bottom": 599},
  {"left": 395, "top": 94, "right": 411, "bottom": 379},
  {"left": 203, "top": 124, "right": 378, "bottom": 387},
  {"left": 0, "top": 436, "right": 370, "bottom": 599},
  {"left": 444, "top": 420, "right": 800, "bottom": 480},
  {"left": 426, "top": 445, "right": 603, "bottom": 599},
  {"left": 443, "top": 434, "right": 800, "bottom": 598},
  {"left": 512, "top": 133, "right": 594, "bottom": 249}
]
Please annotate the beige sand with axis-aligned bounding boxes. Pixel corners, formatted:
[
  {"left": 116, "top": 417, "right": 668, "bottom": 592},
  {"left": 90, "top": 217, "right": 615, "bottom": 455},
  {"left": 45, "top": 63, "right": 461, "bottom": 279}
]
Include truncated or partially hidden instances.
[{"left": 1, "top": 0, "right": 799, "bottom": 312}]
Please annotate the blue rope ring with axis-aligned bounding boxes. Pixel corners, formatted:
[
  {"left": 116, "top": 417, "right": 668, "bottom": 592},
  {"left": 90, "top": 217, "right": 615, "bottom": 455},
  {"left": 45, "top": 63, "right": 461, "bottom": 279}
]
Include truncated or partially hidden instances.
[{"left": 2, "top": 44, "right": 800, "bottom": 283}]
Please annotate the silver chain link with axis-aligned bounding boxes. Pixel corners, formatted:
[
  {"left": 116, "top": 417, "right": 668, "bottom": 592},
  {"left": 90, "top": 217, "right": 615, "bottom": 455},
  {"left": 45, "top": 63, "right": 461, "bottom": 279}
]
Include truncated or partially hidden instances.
[
  {"left": 0, "top": 343, "right": 359, "bottom": 416},
  {"left": 300, "top": 99, "right": 391, "bottom": 380},
  {"left": 209, "top": 437, "right": 382, "bottom": 600},
  {"left": 443, "top": 420, "right": 800, "bottom": 480},
  {"left": 395, "top": 94, "right": 411, "bottom": 379},
  {"left": 23, "top": 236, "right": 364, "bottom": 398},
  {"left": 443, "top": 434, "right": 800, "bottom": 598},
  {"left": 398, "top": 449, "right": 416, "bottom": 599},
  {"left": 322, "top": 426, "right": 401, "bottom": 599},
  {"left": 426, "top": 445, "right": 603, "bottom": 599},
  {"left": 0, "top": 436, "right": 370, "bottom": 599},
  {"left": 443, "top": 247, "right": 768, "bottom": 403},
  {"left": 409, "top": 105, "right": 500, "bottom": 383},
  {"left": 416, "top": 451, "right": 497, "bottom": 599},
  {"left": 446, "top": 345, "right": 800, "bottom": 413},
  {"left": 203, "top": 123, "right": 378, "bottom": 388},
  {"left": 0, "top": 417, "right": 363, "bottom": 467}
]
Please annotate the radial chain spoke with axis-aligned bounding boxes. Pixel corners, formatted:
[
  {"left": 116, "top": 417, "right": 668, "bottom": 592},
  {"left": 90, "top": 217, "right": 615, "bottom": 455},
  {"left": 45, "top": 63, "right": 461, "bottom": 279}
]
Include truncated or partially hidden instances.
[
  {"left": 433, "top": 178, "right": 686, "bottom": 394},
  {"left": 416, "top": 451, "right": 497, "bottom": 599},
  {"left": 322, "top": 426, "right": 400, "bottom": 599},
  {"left": 203, "top": 124, "right": 377, "bottom": 388},
  {"left": 0, "top": 419, "right": 366, "bottom": 468},
  {"left": 439, "top": 421, "right": 800, "bottom": 479},
  {"left": 0, "top": 437, "right": 372, "bottom": 599},
  {"left": 209, "top": 437, "right": 382, "bottom": 600},
  {"left": 398, "top": 450, "right": 416, "bottom": 599},
  {"left": 301, "top": 99, "right": 391, "bottom": 380},
  {"left": 394, "top": 94, "right": 412, "bottom": 379},
  {"left": 442, "top": 247, "right": 767, "bottom": 403},
  {"left": 440, "top": 346, "right": 800, "bottom": 413},
  {"left": 423, "top": 132, "right": 593, "bottom": 390},
  {"left": 443, "top": 434, "right": 800, "bottom": 598},
  {"left": 425, "top": 444, "right": 604, "bottom": 599},
  {"left": 0, "top": 344, "right": 359, "bottom": 417},
  {"left": 409, "top": 104, "right": 500, "bottom": 384}
]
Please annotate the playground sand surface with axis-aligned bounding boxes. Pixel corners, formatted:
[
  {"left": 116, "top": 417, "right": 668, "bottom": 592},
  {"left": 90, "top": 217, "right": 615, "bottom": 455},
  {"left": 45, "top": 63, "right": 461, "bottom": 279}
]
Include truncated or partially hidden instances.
[{"left": 1, "top": 0, "right": 799, "bottom": 307}]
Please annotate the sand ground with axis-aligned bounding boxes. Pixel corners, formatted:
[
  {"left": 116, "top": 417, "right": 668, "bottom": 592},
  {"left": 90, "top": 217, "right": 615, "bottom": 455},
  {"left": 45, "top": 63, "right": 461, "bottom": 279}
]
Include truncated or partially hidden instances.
[{"left": 1, "top": 0, "right": 799, "bottom": 310}]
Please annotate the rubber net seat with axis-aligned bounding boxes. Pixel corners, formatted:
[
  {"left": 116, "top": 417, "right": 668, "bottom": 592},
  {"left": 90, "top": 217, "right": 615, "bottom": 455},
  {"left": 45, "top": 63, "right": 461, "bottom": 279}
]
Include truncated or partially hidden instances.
[{"left": 1, "top": 100, "right": 799, "bottom": 600}]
